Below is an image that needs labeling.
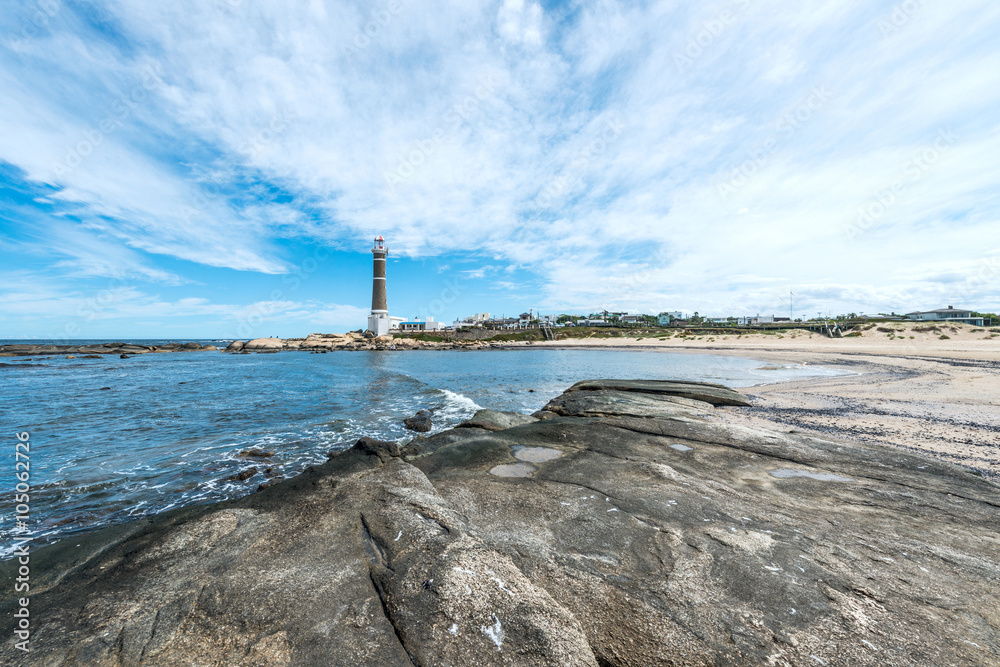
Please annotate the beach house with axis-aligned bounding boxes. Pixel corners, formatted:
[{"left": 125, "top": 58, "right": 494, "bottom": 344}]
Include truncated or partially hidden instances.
[{"left": 905, "top": 306, "right": 984, "bottom": 326}]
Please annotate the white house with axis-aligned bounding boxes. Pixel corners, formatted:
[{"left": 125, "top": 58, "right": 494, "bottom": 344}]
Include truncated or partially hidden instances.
[
  {"left": 738, "top": 315, "right": 775, "bottom": 325},
  {"left": 398, "top": 316, "right": 448, "bottom": 332},
  {"left": 905, "top": 306, "right": 984, "bottom": 326}
]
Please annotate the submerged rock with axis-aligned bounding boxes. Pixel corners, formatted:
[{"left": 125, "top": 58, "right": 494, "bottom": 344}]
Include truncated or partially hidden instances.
[
  {"left": 238, "top": 448, "right": 275, "bottom": 458},
  {"left": 226, "top": 466, "right": 259, "bottom": 482},
  {"left": 403, "top": 409, "right": 433, "bottom": 432},
  {"left": 3, "top": 379, "right": 998, "bottom": 666}
]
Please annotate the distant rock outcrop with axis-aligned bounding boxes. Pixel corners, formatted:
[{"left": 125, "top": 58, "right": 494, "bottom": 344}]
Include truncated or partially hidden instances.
[
  {"left": 0, "top": 342, "right": 209, "bottom": 356},
  {"left": 3, "top": 380, "right": 998, "bottom": 665},
  {"left": 242, "top": 337, "right": 284, "bottom": 351}
]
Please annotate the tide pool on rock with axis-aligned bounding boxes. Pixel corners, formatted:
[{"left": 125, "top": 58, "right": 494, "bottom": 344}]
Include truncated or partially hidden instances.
[{"left": 3, "top": 379, "right": 997, "bottom": 666}]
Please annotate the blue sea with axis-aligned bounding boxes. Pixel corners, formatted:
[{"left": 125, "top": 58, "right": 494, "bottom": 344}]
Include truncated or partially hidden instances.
[{"left": 0, "top": 343, "right": 845, "bottom": 557}]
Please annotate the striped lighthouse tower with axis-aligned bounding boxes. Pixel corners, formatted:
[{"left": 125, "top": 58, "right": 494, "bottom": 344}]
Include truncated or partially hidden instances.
[{"left": 366, "top": 235, "right": 391, "bottom": 336}]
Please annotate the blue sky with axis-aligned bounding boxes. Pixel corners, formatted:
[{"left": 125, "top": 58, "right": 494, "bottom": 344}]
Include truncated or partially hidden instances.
[{"left": 1, "top": 0, "right": 998, "bottom": 339}]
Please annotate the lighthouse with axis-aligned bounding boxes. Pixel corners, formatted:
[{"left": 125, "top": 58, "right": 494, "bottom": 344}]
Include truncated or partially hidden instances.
[{"left": 366, "top": 235, "right": 391, "bottom": 336}]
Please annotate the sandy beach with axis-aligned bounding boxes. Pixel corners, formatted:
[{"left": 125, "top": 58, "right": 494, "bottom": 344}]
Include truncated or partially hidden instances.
[{"left": 536, "top": 322, "right": 1000, "bottom": 480}]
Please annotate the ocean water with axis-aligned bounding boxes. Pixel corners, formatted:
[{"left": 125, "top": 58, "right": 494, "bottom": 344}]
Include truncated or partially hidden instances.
[{"left": 0, "top": 345, "right": 844, "bottom": 556}]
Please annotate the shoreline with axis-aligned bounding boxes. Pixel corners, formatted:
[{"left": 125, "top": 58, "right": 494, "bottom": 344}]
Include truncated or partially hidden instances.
[
  {"left": 630, "top": 344, "right": 1000, "bottom": 481},
  {"left": 6, "top": 330, "right": 997, "bottom": 480},
  {"left": 511, "top": 335, "right": 1000, "bottom": 481}
]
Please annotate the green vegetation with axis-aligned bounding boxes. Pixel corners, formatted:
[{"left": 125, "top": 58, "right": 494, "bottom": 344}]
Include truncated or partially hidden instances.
[
  {"left": 485, "top": 331, "right": 545, "bottom": 342},
  {"left": 405, "top": 333, "right": 448, "bottom": 342},
  {"left": 939, "top": 334, "right": 951, "bottom": 340},
  {"left": 972, "top": 312, "right": 999, "bottom": 327}
]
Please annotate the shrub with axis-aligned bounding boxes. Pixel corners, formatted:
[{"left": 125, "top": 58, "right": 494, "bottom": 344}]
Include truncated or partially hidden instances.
[{"left": 939, "top": 334, "right": 951, "bottom": 340}]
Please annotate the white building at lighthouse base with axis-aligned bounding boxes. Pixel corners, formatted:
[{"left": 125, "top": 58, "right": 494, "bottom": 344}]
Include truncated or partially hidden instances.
[
  {"left": 367, "top": 312, "right": 390, "bottom": 337},
  {"left": 367, "top": 312, "right": 405, "bottom": 336}
]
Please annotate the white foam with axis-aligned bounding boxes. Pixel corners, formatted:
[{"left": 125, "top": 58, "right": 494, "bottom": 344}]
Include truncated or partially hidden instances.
[{"left": 438, "top": 389, "right": 483, "bottom": 415}]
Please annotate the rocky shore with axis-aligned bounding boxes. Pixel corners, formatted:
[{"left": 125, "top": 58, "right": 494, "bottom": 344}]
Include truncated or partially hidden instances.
[
  {"left": 0, "top": 333, "right": 520, "bottom": 358},
  {"left": 0, "top": 341, "right": 219, "bottom": 357},
  {"left": 235, "top": 332, "right": 522, "bottom": 352},
  {"left": 3, "top": 380, "right": 998, "bottom": 665}
]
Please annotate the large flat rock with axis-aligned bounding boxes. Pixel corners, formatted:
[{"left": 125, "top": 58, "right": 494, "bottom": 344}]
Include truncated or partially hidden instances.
[
  {"left": 3, "top": 380, "right": 998, "bottom": 665},
  {"left": 565, "top": 379, "right": 753, "bottom": 406}
]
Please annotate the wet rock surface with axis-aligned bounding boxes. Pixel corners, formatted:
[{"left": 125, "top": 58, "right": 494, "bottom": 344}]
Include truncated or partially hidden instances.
[
  {"left": 3, "top": 379, "right": 998, "bottom": 666},
  {"left": 403, "top": 409, "right": 434, "bottom": 433},
  {"left": 458, "top": 408, "right": 539, "bottom": 432}
]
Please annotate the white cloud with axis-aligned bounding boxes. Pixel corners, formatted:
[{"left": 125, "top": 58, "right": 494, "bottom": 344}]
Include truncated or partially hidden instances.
[{"left": 1, "top": 0, "right": 998, "bottom": 318}]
